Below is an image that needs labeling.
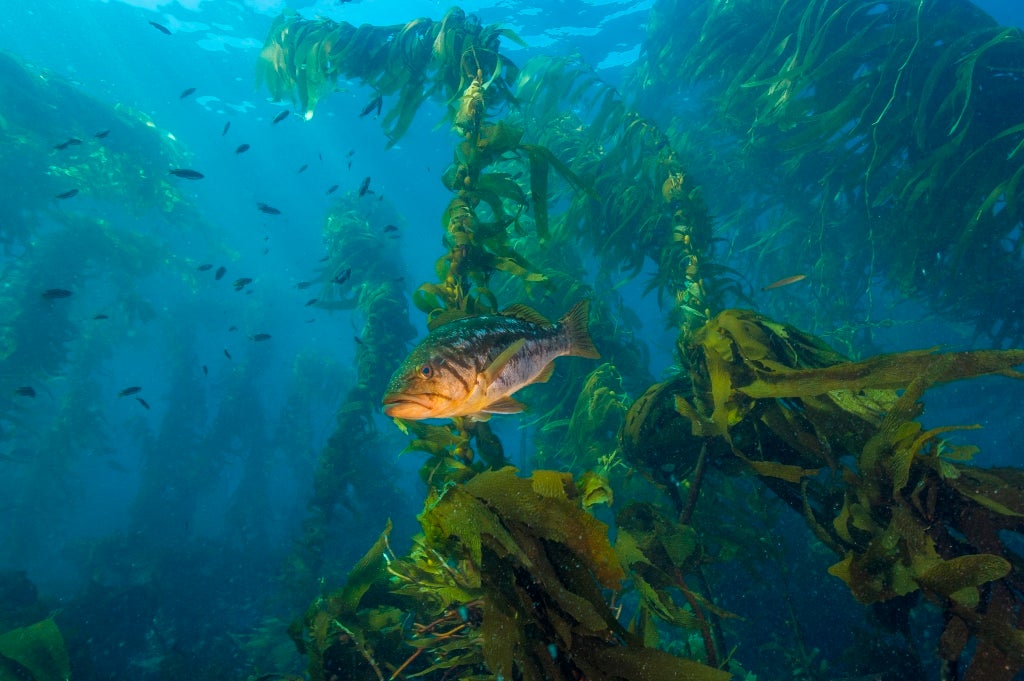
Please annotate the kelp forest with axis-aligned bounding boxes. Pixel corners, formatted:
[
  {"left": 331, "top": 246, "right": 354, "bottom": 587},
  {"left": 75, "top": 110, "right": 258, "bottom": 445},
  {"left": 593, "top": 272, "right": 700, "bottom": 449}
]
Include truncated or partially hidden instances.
[
  {"left": 254, "top": 1, "right": 1024, "bottom": 680},
  {"left": 2, "top": 0, "right": 1024, "bottom": 680}
]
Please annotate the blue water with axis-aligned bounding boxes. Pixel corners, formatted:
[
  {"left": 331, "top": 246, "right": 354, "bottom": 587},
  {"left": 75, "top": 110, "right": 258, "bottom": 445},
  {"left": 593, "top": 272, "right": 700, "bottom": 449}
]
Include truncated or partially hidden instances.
[{"left": 1, "top": 1, "right": 1023, "bottom": 679}]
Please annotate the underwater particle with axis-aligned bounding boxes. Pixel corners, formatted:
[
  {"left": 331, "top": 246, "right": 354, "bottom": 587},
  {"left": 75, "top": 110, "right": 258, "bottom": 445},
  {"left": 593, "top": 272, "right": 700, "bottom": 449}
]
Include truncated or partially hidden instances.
[
  {"left": 197, "top": 263, "right": 213, "bottom": 271},
  {"left": 332, "top": 268, "right": 351, "bottom": 285},
  {"left": 382, "top": 300, "right": 600, "bottom": 421},
  {"left": 224, "top": 349, "right": 232, "bottom": 360},
  {"left": 14, "top": 387, "right": 35, "bottom": 398},
  {"left": 358, "top": 176, "right": 371, "bottom": 196},
  {"left": 53, "top": 138, "right": 82, "bottom": 150},
  {"left": 169, "top": 168, "right": 204, "bottom": 179},
  {"left": 94, "top": 129, "right": 110, "bottom": 138},
  {"left": 41, "top": 288, "right": 72, "bottom": 299},
  {"left": 215, "top": 266, "right": 226, "bottom": 280},
  {"left": 179, "top": 87, "right": 196, "bottom": 99},
  {"left": 325, "top": 184, "right": 339, "bottom": 195},
  {"left": 359, "top": 93, "right": 383, "bottom": 118},
  {"left": 304, "top": 298, "right": 318, "bottom": 306},
  {"left": 148, "top": 20, "right": 171, "bottom": 35},
  {"left": 135, "top": 397, "right": 150, "bottom": 410},
  {"left": 221, "top": 121, "right": 231, "bottom": 136},
  {"left": 233, "top": 277, "right": 253, "bottom": 291},
  {"left": 271, "top": 110, "right": 289, "bottom": 125},
  {"left": 250, "top": 333, "right": 272, "bottom": 342},
  {"left": 54, "top": 189, "right": 78, "bottom": 199},
  {"left": 118, "top": 386, "right": 142, "bottom": 397},
  {"left": 256, "top": 202, "right": 281, "bottom": 215},
  {"left": 762, "top": 274, "right": 807, "bottom": 291},
  {"left": 235, "top": 143, "right": 250, "bottom": 154}
]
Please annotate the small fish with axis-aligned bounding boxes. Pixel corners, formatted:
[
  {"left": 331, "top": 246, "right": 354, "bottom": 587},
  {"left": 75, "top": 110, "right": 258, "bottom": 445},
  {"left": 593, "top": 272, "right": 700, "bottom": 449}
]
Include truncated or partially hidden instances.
[
  {"left": 93, "top": 314, "right": 109, "bottom": 320},
  {"left": 149, "top": 20, "right": 171, "bottom": 34},
  {"left": 318, "top": 255, "right": 330, "bottom": 262},
  {"left": 354, "top": 336, "right": 363, "bottom": 345},
  {"left": 333, "top": 268, "right": 351, "bottom": 285},
  {"left": 304, "top": 298, "right": 318, "bottom": 307},
  {"left": 202, "top": 365, "right": 208, "bottom": 376},
  {"left": 53, "top": 138, "right": 82, "bottom": 150},
  {"left": 106, "top": 459, "right": 131, "bottom": 473},
  {"left": 94, "top": 129, "right": 110, "bottom": 138},
  {"left": 326, "top": 184, "right": 339, "bottom": 195},
  {"left": 235, "top": 143, "right": 250, "bottom": 154},
  {"left": 762, "top": 274, "right": 807, "bottom": 291},
  {"left": 222, "top": 121, "right": 231, "bottom": 136},
  {"left": 305, "top": 318, "right": 315, "bottom": 323},
  {"left": 271, "top": 110, "right": 289, "bottom": 125},
  {"left": 256, "top": 203, "right": 281, "bottom": 215},
  {"left": 55, "top": 189, "right": 79, "bottom": 199},
  {"left": 224, "top": 349, "right": 232, "bottom": 360},
  {"left": 359, "top": 94, "right": 382, "bottom": 118},
  {"left": 135, "top": 397, "right": 150, "bottom": 410},
  {"left": 346, "top": 149, "right": 355, "bottom": 157},
  {"left": 382, "top": 300, "right": 600, "bottom": 421},
  {"left": 233, "top": 277, "right": 253, "bottom": 291},
  {"left": 197, "top": 263, "right": 213, "bottom": 271},
  {"left": 180, "top": 87, "right": 196, "bottom": 99},
  {"left": 383, "top": 224, "right": 398, "bottom": 233},
  {"left": 215, "top": 266, "right": 227, "bottom": 280},
  {"left": 42, "top": 288, "right": 73, "bottom": 299},
  {"left": 347, "top": 160, "right": 352, "bottom": 171},
  {"left": 297, "top": 164, "right": 308, "bottom": 174},
  {"left": 118, "top": 386, "right": 142, "bottom": 397},
  {"left": 14, "top": 386, "right": 36, "bottom": 398},
  {"left": 228, "top": 325, "right": 238, "bottom": 332},
  {"left": 296, "top": 281, "right": 312, "bottom": 289},
  {"left": 250, "top": 333, "right": 272, "bottom": 342},
  {"left": 358, "top": 176, "right": 371, "bottom": 197},
  {"left": 169, "top": 168, "right": 204, "bottom": 180}
]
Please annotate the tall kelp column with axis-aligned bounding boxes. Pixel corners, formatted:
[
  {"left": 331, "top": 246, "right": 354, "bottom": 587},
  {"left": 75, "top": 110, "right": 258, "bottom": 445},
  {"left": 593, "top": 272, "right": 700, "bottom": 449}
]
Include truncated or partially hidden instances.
[{"left": 258, "top": 4, "right": 1024, "bottom": 681}]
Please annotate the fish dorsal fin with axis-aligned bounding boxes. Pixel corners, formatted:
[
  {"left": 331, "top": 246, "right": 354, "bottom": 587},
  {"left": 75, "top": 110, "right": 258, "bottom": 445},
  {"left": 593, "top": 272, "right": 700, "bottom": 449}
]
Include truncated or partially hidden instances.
[
  {"left": 500, "top": 304, "right": 550, "bottom": 326},
  {"left": 482, "top": 338, "right": 526, "bottom": 385},
  {"left": 484, "top": 395, "right": 526, "bottom": 413},
  {"left": 535, "top": 361, "right": 555, "bottom": 383}
]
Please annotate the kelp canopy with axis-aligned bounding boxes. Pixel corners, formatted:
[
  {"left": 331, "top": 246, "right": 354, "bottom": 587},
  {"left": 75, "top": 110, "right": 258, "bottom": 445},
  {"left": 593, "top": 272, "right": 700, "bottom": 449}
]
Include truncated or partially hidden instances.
[
  {"left": 635, "top": 0, "right": 1024, "bottom": 348},
  {"left": 259, "top": 2, "right": 1024, "bottom": 680}
]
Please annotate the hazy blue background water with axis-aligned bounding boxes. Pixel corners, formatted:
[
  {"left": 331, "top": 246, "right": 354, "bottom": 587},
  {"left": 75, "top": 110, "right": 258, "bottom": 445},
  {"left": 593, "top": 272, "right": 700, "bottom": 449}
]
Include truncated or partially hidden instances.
[{"left": 1, "top": 0, "right": 1023, "bottom": 679}]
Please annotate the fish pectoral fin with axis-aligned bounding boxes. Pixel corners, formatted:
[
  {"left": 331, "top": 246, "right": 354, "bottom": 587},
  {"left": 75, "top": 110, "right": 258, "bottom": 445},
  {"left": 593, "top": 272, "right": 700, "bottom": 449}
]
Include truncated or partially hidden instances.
[
  {"left": 484, "top": 396, "right": 526, "bottom": 414},
  {"left": 534, "top": 362, "right": 555, "bottom": 383},
  {"left": 465, "top": 411, "right": 493, "bottom": 422},
  {"left": 482, "top": 338, "right": 526, "bottom": 385}
]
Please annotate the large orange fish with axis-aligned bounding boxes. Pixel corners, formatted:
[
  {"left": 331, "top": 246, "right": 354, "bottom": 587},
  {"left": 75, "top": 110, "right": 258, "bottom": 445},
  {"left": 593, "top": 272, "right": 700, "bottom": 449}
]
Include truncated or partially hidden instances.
[{"left": 382, "top": 301, "right": 600, "bottom": 421}]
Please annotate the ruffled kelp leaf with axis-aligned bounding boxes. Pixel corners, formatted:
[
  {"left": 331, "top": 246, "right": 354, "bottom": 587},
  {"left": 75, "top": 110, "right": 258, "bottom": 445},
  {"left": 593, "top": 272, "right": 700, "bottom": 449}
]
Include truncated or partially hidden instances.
[
  {"left": 917, "top": 554, "right": 1011, "bottom": 599},
  {"left": 328, "top": 520, "right": 393, "bottom": 617},
  {"left": 0, "top": 619, "right": 70, "bottom": 681}
]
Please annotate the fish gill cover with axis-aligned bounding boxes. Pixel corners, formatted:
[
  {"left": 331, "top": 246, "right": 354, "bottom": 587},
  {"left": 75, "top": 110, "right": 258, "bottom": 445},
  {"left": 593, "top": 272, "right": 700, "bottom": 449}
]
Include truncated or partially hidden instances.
[{"left": 0, "top": 0, "right": 1023, "bottom": 680}]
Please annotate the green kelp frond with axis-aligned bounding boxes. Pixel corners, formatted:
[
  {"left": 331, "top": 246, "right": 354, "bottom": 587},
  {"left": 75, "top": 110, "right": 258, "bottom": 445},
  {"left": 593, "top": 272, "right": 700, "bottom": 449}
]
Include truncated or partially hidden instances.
[
  {"left": 0, "top": 619, "right": 70, "bottom": 681},
  {"left": 257, "top": 9, "right": 520, "bottom": 145},
  {"left": 419, "top": 467, "right": 730, "bottom": 680}
]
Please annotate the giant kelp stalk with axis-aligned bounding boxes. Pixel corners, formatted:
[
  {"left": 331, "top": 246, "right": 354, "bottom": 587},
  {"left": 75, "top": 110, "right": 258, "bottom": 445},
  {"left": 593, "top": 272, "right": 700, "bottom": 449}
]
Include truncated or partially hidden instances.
[
  {"left": 633, "top": 0, "right": 1024, "bottom": 347},
  {"left": 285, "top": 196, "right": 416, "bottom": 593}
]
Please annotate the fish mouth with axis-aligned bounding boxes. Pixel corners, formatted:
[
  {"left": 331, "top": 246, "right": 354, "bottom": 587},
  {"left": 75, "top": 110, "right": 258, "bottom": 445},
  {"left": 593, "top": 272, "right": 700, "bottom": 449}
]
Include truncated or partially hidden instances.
[{"left": 382, "top": 393, "right": 429, "bottom": 417}]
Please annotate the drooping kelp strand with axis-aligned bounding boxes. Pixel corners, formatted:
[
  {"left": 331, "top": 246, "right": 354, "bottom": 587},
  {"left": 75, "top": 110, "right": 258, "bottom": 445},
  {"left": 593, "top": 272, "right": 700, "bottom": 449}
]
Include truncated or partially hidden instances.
[
  {"left": 625, "top": 308, "right": 1024, "bottom": 679},
  {"left": 634, "top": 0, "right": 1024, "bottom": 346}
]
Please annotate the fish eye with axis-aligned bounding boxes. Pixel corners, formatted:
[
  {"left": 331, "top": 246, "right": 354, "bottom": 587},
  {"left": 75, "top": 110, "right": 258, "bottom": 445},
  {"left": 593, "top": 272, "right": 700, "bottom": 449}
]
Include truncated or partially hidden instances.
[{"left": 419, "top": 364, "right": 433, "bottom": 378}]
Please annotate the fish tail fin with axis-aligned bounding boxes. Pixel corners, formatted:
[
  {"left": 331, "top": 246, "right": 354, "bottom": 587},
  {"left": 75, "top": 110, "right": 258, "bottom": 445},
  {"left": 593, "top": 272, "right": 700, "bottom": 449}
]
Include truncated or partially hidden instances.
[{"left": 560, "top": 300, "right": 600, "bottom": 359}]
